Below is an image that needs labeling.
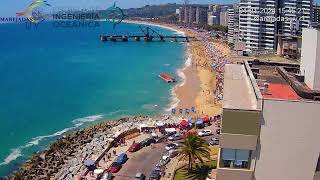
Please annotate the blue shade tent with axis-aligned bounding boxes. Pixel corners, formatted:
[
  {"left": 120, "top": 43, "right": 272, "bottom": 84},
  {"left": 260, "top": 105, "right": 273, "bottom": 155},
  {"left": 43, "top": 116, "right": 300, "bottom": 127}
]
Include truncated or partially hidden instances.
[
  {"left": 84, "top": 159, "right": 95, "bottom": 166},
  {"left": 191, "top": 107, "right": 196, "bottom": 112},
  {"left": 179, "top": 108, "right": 183, "bottom": 114},
  {"left": 196, "top": 119, "right": 203, "bottom": 125},
  {"left": 171, "top": 108, "right": 176, "bottom": 114},
  {"left": 185, "top": 108, "right": 190, "bottom": 114}
]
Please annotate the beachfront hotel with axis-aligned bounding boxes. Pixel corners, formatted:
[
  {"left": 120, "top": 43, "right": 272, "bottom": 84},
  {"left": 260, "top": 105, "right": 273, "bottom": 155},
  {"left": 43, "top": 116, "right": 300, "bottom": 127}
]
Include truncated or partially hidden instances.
[{"left": 216, "top": 27, "right": 320, "bottom": 180}]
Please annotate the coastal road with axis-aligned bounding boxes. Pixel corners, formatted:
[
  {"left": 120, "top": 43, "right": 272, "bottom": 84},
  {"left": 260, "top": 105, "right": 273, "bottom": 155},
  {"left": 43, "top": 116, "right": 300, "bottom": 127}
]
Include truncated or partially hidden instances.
[{"left": 113, "top": 143, "right": 167, "bottom": 180}]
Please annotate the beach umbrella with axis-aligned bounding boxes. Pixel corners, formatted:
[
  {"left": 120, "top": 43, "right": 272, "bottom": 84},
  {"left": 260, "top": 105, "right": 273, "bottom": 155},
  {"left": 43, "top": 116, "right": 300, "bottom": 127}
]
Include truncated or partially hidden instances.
[
  {"left": 185, "top": 108, "right": 190, "bottom": 114},
  {"left": 196, "top": 118, "right": 203, "bottom": 125},
  {"left": 94, "top": 169, "right": 104, "bottom": 175},
  {"left": 156, "top": 121, "right": 164, "bottom": 127},
  {"left": 180, "top": 120, "right": 188, "bottom": 126},
  {"left": 191, "top": 107, "right": 196, "bottom": 113},
  {"left": 171, "top": 108, "right": 176, "bottom": 114},
  {"left": 84, "top": 159, "right": 95, "bottom": 166},
  {"left": 202, "top": 117, "right": 209, "bottom": 123},
  {"left": 179, "top": 108, "right": 183, "bottom": 114}
]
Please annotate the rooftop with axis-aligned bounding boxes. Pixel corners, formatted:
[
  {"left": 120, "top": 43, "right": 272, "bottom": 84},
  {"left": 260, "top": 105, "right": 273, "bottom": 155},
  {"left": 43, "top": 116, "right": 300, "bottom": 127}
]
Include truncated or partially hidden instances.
[
  {"left": 249, "top": 64, "right": 300, "bottom": 100},
  {"left": 223, "top": 64, "right": 258, "bottom": 110}
]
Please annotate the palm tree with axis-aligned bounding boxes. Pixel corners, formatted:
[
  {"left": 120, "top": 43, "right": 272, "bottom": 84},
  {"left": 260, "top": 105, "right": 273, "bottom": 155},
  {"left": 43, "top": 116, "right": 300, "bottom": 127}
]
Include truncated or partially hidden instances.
[{"left": 178, "top": 133, "right": 211, "bottom": 171}]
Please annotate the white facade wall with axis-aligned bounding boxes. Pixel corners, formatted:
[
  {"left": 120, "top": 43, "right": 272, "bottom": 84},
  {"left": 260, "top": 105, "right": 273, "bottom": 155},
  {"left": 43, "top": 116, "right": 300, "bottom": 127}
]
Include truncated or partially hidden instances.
[
  {"left": 300, "top": 28, "right": 320, "bottom": 91},
  {"left": 254, "top": 99, "right": 320, "bottom": 180}
]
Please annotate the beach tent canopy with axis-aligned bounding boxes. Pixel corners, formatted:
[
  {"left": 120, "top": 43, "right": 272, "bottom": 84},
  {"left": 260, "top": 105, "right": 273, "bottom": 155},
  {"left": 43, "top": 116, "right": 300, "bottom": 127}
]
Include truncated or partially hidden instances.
[
  {"left": 156, "top": 122, "right": 165, "bottom": 127},
  {"left": 196, "top": 118, "right": 203, "bottom": 125},
  {"left": 180, "top": 120, "right": 188, "bottom": 126},
  {"left": 94, "top": 169, "right": 104, "bottom": 175},
  {"left": 165, "top": 128, "right": 177, "bottom": 133},
  {"left": 140, "top": 124, "right": 148, "bottom": 128},
  {"left": 84, "top": 159, "right": 95, "bottom": 166},
  {"left": 202, "top": 117, "right": 209, "bottom": 123}
]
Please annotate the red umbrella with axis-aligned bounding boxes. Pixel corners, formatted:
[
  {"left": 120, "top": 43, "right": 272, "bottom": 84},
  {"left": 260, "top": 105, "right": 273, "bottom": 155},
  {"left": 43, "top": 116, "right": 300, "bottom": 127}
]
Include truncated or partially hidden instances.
[
  {"left": 202, "top": 117, "right": 209, "bottom": 123},
  {"left": 180, "top": 120, "right": 188, "bottom": 126}
]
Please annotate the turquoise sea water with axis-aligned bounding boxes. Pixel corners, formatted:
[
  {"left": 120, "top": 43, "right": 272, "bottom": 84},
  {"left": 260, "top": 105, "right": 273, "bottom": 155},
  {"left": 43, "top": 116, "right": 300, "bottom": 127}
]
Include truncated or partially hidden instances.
[{"left": 0, "top": 21, "right": 185, "bottom": 176}]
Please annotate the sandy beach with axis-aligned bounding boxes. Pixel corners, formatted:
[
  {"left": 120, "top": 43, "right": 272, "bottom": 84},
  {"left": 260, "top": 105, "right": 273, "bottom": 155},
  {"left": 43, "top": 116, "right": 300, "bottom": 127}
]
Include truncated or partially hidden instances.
[{"left": 125, "top": 20, "right": 225, "bottom": 117}]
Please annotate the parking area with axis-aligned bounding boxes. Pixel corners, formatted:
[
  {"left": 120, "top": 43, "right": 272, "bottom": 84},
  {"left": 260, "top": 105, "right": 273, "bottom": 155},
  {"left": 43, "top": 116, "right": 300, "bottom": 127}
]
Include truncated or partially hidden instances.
[{"left": 114, "top": 143, "right": 167, "bottom": 179}]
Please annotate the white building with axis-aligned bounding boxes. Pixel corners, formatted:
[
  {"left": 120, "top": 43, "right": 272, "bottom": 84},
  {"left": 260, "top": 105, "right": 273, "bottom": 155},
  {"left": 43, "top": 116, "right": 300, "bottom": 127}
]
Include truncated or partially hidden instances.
[
  {"left": 227, "top": 5, "right": 239, "bottom": 43},
  {"left": 300, "top": 28, "right": 320, "bottom": 91},
  {"left": 239, "top": 0, "right": 277, "bottom": 50},
  {"left": 279, "top": 0, "right": 312, "bottom": 36},
  {"left": 220, "top": 11, "right": 228, "bottom": 26},
  {"left": 217, "top": 59, "right": 320, "bottom": 180}
]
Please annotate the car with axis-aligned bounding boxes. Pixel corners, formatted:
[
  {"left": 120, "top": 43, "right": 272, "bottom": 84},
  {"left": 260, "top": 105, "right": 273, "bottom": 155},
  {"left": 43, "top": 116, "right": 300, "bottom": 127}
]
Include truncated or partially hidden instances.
[
  {"left": 209, "top": 137, "right": 219, "bottom": 146},
  {"left": 114, "top": 153, "right": 128, "bottom": 164},
  {"left": 100, "top": 172, "right": 113, "bottom": 180},
  {"left": 149, "top": 170, "right": 161, "bottom": 180},
  {"left": 168, "top": 149, "right": 179, "bottom": 158},
  {"left": 165, "top": 143, "right": 178, "bottom": 151},
  {"left": 198, "top": 129, "right": 212, "bottom": 137},
  {"left": 141, "top": 138, "right": 156, "bottom": 147},
  {"left": 128, "top": 143, "right": 142, "bottom": 152},
  {"left": 108, "top": 162, "right": 122, "bottom": 173},
  {"left": 216, "top": 129, "right": 221, "bottom": 134},
  {"left": 135, "top": 173, "right": 146, "bottom": 180},
  {"left": 168, "top": 133, "right": 182, "bottom": 141},
  {"left": 160, "top": 155, "right": 170, "bottom": 166}
]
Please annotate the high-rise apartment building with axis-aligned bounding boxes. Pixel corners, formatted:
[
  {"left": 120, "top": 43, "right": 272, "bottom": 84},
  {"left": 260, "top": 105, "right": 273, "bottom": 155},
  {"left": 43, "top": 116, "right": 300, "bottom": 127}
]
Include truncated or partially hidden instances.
[
  {"left": 278, "top": 0, "right": 312, "bottom": 36},
  {"left": 239, "top": 0, "right": 277, "bottom": 50},
  {"left": 178, "top": 7, "right": 185, "bottom": 22},
  {"left": 220, "top": 11, "right": 228, "bottom": 26},
  {"left": 189, "top": 6, "right": 197, "bottom": 24},
  {"left": 312, "top": 4, "right": 320, "bottom": 26},
  {"left": 228, "top": 5, "right": 239, "bottom": 43},
  {"left": 196, "top": 7, "right": 208, "bottom": 24}
]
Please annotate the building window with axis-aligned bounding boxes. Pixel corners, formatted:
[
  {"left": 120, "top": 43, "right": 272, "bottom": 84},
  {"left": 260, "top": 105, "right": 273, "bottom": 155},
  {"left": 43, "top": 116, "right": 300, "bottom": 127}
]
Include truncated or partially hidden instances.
[{"left": 220, "top": 148, "right": 251, "bottom": 169}]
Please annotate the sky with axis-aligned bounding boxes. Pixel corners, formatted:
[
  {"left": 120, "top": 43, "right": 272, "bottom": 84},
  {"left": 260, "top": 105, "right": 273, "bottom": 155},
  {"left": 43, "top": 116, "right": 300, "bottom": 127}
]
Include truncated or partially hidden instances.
[
  {"left": 0, "top": 0, "right": 236, "bottom": 16},
  {"left": 1, "top": 0, "right": 319, "bottom": 16}
]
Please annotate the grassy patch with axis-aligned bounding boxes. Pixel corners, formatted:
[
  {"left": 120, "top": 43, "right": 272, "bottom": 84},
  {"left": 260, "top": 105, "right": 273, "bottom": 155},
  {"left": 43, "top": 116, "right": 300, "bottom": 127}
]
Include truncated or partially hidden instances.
[{"left": 174, "top": 160, "right": 217, "bottom": 180}]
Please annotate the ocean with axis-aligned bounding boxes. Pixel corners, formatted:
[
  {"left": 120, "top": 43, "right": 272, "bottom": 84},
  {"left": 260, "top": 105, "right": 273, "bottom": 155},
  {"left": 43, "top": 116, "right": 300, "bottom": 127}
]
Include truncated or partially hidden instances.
[{"left": 0, "top": 21, "right": 186, "bottom": 176}]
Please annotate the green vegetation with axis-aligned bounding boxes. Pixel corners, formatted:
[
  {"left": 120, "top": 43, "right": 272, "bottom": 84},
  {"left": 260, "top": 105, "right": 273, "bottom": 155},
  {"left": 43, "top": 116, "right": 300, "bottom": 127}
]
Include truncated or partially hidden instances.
[
  {"left": 198, "top": 23, "right": 228, "bottom": 33},
  {"left": 178, "top": 133, "right": 211, "bottom": 171},
  {"left": 174, "top": 160, "right": 217, "bottom": 180}
]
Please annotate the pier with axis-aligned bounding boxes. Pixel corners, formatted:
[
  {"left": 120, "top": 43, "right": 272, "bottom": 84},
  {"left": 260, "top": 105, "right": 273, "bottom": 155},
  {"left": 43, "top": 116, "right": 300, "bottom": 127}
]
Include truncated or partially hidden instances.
[{"left": 100, "top": 26, "right": 193, "bottom": 42}]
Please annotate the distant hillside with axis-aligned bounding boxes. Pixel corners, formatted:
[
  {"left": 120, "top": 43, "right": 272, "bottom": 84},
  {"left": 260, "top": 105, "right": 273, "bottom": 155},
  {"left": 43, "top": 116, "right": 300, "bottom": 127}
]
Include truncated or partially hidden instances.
[{"left": 123, "top": 3, "right": 182, "bottom": 18}]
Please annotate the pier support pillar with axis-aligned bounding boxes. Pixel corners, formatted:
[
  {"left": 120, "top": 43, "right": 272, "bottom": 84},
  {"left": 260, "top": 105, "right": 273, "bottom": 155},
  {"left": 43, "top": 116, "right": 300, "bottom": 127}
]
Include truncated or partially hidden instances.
[
  {"left": 110, "top": 36, "right": 117, "bottom": 42},
  {"left": 135, "top": 37, "right": 140, "bottom": 41},
  {"left": 122, "top": 36, "right": 128, "bottom": 42},
  {"left": 160, "top": 36, "right": 165, "bottom": 42},
  {"left": 100, "top": 36, "right": 108, "bottom": 42},
  {"left": 172, "top": 37, "right": 177, "bottom": 42},
  {"left": 186, "top": 37, "right": 190, "bottom": 42}
]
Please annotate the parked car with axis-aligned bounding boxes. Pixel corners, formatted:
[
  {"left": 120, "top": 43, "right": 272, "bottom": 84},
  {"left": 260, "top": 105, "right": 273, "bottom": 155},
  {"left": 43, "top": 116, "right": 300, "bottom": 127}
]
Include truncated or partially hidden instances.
[
  {"left": 216, "top": 129, "right": 221, "bottom": 134},
  {"left": 100, "top": 172, "right": 113, "bottom": 180},
  {"left": 168, "top": 133, "right": 182, "bottom": 141},
  {"left": 128, "top": 143, "right": 142, "bottom": 152},
  {"left": 135, "top": 173, "right": 146, "bottom": 180},
  {"left": 168, "top": 149, "right": 179, "bottom": 158},
  {"left": 165, "top": 143, "right": 178, "bottom": 151},
  {"left": 209, "top": 137, "right": 219, "bottom": 146},
  {"left": 160, "top": 155, "right": 170, "bottom": 166},
  {"left": 198, "top": 129, "right": 212, "bottom": 137},
  {"left": 149, "top": 170, "right": 161, "bottom": 180},
  {"left": 114, "top": 153, "right": 128, "bottom": 164},
  {"left": 141, "top": 138, "right": 156, "bottom": 147},
  {"left": 108, "top": 162, "right": 122, "bottom": 173}
]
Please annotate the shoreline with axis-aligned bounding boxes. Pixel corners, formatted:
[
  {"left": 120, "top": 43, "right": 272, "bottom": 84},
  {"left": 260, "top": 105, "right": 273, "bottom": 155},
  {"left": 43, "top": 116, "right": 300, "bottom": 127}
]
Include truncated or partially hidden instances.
[
  {"left": 3, "top": 20, "right": 228, "bottom": 178},
  {"left": 125, "top": 20, "right": 223, "bottom": 117}
]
